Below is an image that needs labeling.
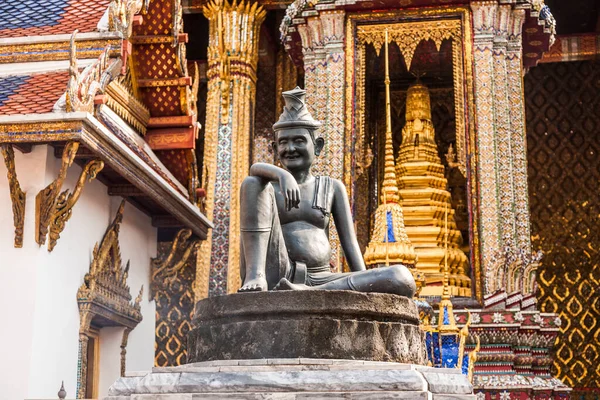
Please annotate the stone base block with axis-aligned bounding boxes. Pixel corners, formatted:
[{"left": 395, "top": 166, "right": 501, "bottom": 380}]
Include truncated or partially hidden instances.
[
  {"left": 187, "top": 291, "right": 427, "bottom": 364},
  {"left": 105, "top": 359, "right": 475, "bottom": 399}
]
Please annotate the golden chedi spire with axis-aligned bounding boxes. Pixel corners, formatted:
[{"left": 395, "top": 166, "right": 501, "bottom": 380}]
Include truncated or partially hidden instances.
[
  {"left": 395, "top": 82, "right": 472, "bottom": 297},
  {"left": 364, "top": 30, "right": 417, "bottom": 269}
]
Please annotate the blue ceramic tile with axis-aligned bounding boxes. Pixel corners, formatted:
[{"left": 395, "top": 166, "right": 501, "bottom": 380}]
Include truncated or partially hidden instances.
[
  {"left": 0, "top": 0, "right": 70, "bottom": 30},
  {"left": 0, "top": 75, "right": 29, "bottom": 107}
]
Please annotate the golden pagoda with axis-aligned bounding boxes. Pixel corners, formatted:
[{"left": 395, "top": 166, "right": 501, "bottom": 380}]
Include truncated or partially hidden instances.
[
  {"left": 364, "top": 30, "right": 417, "bottom": 270},
  {"left": 395, "top": 83, "right": 471, "bottom": 297}
]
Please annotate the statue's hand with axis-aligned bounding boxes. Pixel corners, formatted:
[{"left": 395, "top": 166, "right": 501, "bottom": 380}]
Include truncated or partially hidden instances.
[{"left": 279, "top": 171, "right": 300, "bottom": 211}]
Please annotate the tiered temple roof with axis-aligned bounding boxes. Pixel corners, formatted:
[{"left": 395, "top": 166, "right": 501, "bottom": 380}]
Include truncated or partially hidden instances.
[{"left": 0, "top": 0, "right": 211, "bottom": 240}]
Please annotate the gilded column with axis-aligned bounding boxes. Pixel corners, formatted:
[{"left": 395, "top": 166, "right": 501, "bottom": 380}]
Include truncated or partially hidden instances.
[
  {"left": 492, "top": 4, "right": 517, "bottom": 249},
  {"left": 507, "top": 9, "right": 532, "bottom": 254},
  {"left": 197, "top": 0, "right": 266, "bottom": 297},
  {"left": 471, "top": 2, "right": 502, "bottom": 286}
]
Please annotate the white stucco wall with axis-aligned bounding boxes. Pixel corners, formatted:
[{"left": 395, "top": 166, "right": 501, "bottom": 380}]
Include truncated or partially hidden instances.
[{"left": 0, "top": 145, "right": 156, "bottom": 400}]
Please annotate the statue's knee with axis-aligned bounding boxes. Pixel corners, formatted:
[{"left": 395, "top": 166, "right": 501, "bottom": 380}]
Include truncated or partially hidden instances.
[
  {"left": 241, "top": 176, "right": 263, "bottom": 191},
  {"left": 387, "top": 264, "right": 417, "bottom": 297},
  {"left": 241, "top": 176, "right": 265, "bottom": 199}
]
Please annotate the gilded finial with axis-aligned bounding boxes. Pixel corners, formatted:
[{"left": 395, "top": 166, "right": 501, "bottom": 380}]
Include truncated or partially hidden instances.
[{"left": 381, "top": 29, "right": 399, "bottom": 205}]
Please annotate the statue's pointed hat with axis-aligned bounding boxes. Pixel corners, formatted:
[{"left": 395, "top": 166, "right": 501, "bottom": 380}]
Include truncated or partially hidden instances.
[{"left": 273, "top": 87, "right": 322, "bottom": 131}]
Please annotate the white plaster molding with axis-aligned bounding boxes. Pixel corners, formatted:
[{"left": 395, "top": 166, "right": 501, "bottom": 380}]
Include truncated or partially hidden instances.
[
  {"left": 0, "top": 31, "right": 122, "bottom": 46},
  {"left": 0, "top": 59, "right": 98, "bottom": 77}
]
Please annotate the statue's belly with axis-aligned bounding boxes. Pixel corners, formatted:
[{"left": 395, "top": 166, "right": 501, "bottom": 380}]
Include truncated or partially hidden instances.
[{"left": 282, "top": 222, "right": 331, "bottom": 267}]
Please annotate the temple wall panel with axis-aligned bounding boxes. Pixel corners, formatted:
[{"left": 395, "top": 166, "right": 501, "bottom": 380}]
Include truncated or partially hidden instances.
[
  {"left": 0, "top": 145, "right": 156, "bottom": 399},
  {"left": 527, "top": 60, "right": 600, "bottom": 392}
]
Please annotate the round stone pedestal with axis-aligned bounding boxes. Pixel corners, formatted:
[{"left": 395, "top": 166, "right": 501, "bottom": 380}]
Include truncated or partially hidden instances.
[{"left": 187, "top": 290, "right": 427, "bottom": 365}]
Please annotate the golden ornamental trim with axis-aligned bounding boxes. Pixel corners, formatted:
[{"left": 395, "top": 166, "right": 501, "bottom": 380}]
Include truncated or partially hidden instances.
[
  {"left": 105, "top": 79, "right": 151, "bottom": 135},
  {"left": 151, "top": 228, "right": 199, "bottom": 300},
  {"left": 356, "top": 20, "right": 461, "bottom": 71},
  {"left": 48, "top": 159, "right": 104, "bottom": 252},
  {"left": 203, "top": 0, "right": 266, "bottom": 124},
  {"left": 1, "top": 144, "right": 26, "bottom": 248},
  {"left": 36, "top": 141, "right": 79, "bottom": 246}
]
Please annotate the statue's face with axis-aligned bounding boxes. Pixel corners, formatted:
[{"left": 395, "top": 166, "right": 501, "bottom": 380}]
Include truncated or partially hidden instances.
[{"left": 274, "top": 128, "right": 322, "bottom": 171}]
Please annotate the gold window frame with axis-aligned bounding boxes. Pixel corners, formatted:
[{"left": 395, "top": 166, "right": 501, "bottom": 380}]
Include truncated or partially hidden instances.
[{"left": 344, "top": 6, "right": 482, "bottom": 301}]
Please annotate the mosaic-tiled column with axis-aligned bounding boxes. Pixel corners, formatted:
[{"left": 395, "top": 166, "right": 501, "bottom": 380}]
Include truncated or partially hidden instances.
[
  {"left": 197, "top": 0, "right": 266, "bottom": 297},
  {"left": 471, "top": 2, "right": 502, "bottom": 283},
  {"left": 506, "top": 9, "right": 532, "bottom": 254},
  {"left": 296, "top": 11, "right": 346, "bottom": 269},
  {"left": 492, "top": 4, "right": 517, "bottom": 249}
]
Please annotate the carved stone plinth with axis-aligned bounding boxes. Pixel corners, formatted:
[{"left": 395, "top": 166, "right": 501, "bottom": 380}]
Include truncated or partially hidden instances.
[
  {"left": 105, "top": 358, "right": 475, "bottom": 399},
  {"left": 187, "top": 291, "right": 427, "bottom": 365}
]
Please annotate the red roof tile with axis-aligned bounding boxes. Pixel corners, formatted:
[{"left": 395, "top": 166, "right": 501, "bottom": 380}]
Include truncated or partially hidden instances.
[{"left": 0, "top": 71, "right": 69, "bottom": 115}]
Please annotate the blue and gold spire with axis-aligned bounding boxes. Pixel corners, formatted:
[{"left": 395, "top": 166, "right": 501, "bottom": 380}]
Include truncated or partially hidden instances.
[{"left": 363, "top": 30, "right": 416, "bottom": 268}]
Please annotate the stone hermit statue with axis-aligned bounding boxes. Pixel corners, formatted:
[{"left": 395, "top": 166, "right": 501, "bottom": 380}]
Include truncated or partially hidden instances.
[{"left": 239, "top": 87, "right": 416, "bottom": 297}]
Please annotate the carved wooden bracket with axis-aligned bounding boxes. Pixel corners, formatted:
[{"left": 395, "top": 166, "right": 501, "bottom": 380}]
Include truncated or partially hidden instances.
[
  {"left": 35, "top": 141, "right": 104, "bottom": 251},
  {"left": 47, "top": 159, "right": 104, "bottom": 251},
  {"left": 35, "top": 141, "right": 79, "bottom": 246},
  {"left": 150, "top": 228, "right": 199, "bottom": 301},
  {"left": 1, "top": 144, "right": 26, "bottom": 248}
]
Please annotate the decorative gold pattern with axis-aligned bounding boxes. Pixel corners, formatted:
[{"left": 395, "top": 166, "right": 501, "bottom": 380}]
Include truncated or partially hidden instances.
[
  {"left": 395, "top": 83, "right": 471, "bottom": 297},
  {"left": 1, "top": 144, "right": 26, "bottom": 248},
  {"left": 356, "top": 20, "right": 461, "bottom": 70},
  {"left": 527, "top": 60, "right": 600, "bottom": 390},
  {"left": 152, "top": 228, "right": 199, "bottom": 299},
  {"left": 153, "top": 231, "right": 199, "bottom": 366},
  {"left": 76, "top": 200, "right": 143, "bottom": 398},
  {"left": 35, "top": 141, "right": 79, "bottom": 246},
  {"left": 48, "top": 159, "right": 104, "bottom": 252},
  {"left": 105, "top": 79, "right": 151, "bottom": 134},
  {"left": 0, "top": 39, "right": 122, "bottom": 64}
]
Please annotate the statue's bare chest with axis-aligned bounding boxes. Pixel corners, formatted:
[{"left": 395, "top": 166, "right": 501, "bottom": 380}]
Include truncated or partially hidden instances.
[{"left": 272, "top": 181, "right": 332, "bottom": 228}]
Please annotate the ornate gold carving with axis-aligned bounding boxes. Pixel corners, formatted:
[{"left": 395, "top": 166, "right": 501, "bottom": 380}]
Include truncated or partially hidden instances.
[
  {"left": 76, "top": 200, "right": 143, "bottom": 398},
  {"left": 151, "top": 228, "right": 199, "bottom": 300},
  {"left": 105, "top": 79, "right": 151, "bottom": 134},
  {"left": 395, "top": 83, "right": 471, "bottom": 297},
  {"left": 457, "top": 311, "right": 472, "bottom": 370},
  {"left": 36, "top": 141, "right": 79, "bottom": 246},
  {"left": 48, "top": 159, "right": 104, "bottom": 252},
  {"left": 1, "top": 145, "right": 26, "bottom": 248},
  {"left": 356, "top": 20, "right": 461, "bottom": 70},
  {"left": 185, "top": 150, "right": 199, "bottom": 204},
  {"left": 0, "top": 39, "right": 121, "bottom": 64},
  {"left": 203, "top": 0, "right": 266, "bottom": 124},
  {"left": 109, "top": 0, "right": 148, "bottom": 38},
  {"left": 468, "top": 336, "right": 480, "bottom": 383},
  {"left": 66, "top": 31, "right": 116, "bottom": 113}
]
